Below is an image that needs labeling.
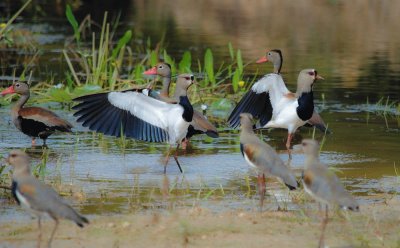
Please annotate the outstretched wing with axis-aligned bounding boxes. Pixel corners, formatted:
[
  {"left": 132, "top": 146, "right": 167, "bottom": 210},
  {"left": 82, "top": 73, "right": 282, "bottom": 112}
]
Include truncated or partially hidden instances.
[
  {"left": 228, "top": 74, "right": 289, "bottom": 128},
  {"left": 73, "top": 90, "right": 184, "bottom": 143}
]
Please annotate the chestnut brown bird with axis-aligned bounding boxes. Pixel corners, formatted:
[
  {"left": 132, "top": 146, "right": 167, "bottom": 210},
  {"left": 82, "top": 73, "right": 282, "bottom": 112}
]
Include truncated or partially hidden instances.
[
  {"left": 7, "top": 150, "right": 88, "bottom": 247},
  {"left": 1, "top": 82, "right": 73, "bottom": 146},
  {"left": 300, "top": 139, "right": 359, "bottom": 248}
]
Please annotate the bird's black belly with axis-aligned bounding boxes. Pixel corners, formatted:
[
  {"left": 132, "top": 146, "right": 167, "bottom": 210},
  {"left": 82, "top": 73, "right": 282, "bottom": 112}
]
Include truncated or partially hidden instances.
[{"left": 18, "top": 117, "right": 53, "bottom": 139}]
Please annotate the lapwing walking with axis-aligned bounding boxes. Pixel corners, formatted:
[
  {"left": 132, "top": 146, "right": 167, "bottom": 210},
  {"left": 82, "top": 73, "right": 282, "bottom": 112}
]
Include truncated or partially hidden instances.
[
  {"left": 239, "top": 113, "right": 298, "bottom": 209},
  {"left": 6, "top": 150, "right": 88, "bottom": 247},
  {"left": 300, "top": 139, "right": 359, "bottom": 248}
]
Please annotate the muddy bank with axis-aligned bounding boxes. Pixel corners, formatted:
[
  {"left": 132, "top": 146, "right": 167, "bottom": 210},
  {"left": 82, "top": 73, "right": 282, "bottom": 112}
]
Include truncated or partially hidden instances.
[{"left": 1, "top": 197, "right": 399, "bottom": 248}]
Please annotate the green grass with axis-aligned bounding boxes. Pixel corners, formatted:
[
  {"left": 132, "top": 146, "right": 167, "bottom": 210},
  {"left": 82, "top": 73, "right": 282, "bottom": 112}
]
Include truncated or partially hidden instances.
[{"left": 1, "top": 7, "right": 252, "bottom": 110}]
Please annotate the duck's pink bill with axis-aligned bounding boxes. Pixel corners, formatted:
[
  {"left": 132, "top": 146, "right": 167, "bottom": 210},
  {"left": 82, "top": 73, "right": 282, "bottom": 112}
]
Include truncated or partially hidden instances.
[
  {"left": 143, "top": 67, "right": 157, "bottom": 75},
  {"left": 256, "top": 56, "right": 268, "bottom": 64},
  {"left": 1, "top": 85, "right": 15, "bottom": 96}
]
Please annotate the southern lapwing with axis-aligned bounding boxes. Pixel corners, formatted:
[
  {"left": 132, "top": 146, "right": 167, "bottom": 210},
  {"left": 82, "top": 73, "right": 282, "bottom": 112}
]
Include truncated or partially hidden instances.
[
  {"left": 1, "top": 82, "right": 73, "bottom": 146},
  {"left": 228, "top": 50, "right": 328, "bottom": 158},
  {"left": 300, "top": 139, "right": 359, "bottom": 248},
  {"left": 239, "top": 113, "right": 298, "bottom": 209},
  {"left": 7, "top": 150, "right": 88, "bottom": 248},
  {"left": 144, "top": 63, "right": 219, "bottom": 148},
  {"left": 229, "top": 66, "right": 324, "bottom": 159},
  {"left": 72, "top": 74, "right": 196, "bottom": 173}
]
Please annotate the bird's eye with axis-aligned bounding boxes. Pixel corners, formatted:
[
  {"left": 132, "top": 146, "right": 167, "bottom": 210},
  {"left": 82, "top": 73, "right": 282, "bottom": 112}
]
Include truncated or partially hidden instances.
[
  {"left": 184, "top": 75, "right": 194, "bottom": 81},
  {"left": 15, "top": 83, "right": 20, "bottom": 87},
  {"left": 158, "top": 65, "right": 163, "bottom": 69},
  {"left": 268, "top": 52, "right": 271, "bottom": 56},
  {"left": 302, "top": 142, "right": 307, "bottom": 146},
  {"left": 308, "top": 71, "right": 315, "bottom": 76},
  {"left": 10, "top": 154, "right": 17, "bottom": 158}
]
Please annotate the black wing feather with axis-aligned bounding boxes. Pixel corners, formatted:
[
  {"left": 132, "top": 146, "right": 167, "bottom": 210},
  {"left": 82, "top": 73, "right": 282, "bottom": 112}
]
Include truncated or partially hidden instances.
[
  {"left": 227, "top": 90, "right": 272, "bottom": 129},
  {"left": 73, "top": 92, "right": 169, "bottom": 143}
]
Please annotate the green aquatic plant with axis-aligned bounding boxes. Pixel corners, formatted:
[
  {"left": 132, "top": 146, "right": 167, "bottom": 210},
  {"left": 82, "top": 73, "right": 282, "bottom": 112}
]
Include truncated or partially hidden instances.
[
  {"left": 204, "top": 48, "right": 216, "bottom": 86},
  {"left": 32, "top": 148, "right": 50, "bottom": 179},
  {"left": 65, "top": 5, "right": 80, "bottom": 46}
]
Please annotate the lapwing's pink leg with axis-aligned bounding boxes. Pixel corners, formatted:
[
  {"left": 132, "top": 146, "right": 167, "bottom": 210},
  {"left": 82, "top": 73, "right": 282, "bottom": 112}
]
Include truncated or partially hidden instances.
[
  {"left": 286, "top": 133, "right": 293, "bottom": 160},
  {"left": 48, "top": 218, "right": 59, "bottom": 248},
  {"left": 37, "top": 217, "right": 42, "bottom": 248},
  {"left": 318, "top": 205, "right": 329, "bottom": 248}
]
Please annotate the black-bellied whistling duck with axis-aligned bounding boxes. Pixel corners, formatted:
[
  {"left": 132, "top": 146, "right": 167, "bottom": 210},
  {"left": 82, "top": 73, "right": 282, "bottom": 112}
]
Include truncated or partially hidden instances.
[
  {"left": 300, "top": 139, "right": 359, "bottom": 248},
  {"left": 72, "top": 74, "right": 196, "bottom": 173},
  {"left": 239, "top": 113, "right": 298, "bottom": 209},
  {"left": 229, "top": 67, "right": 323, "bottom": 159},
  {"left": 144, "top": 62, "right": 219, "bottom": 148},
  {"left": 1, "top": 82, "right": 73, "bottom": 146},
  {"left": 7, "top": 150, "right": 89, "bottom": 247}
]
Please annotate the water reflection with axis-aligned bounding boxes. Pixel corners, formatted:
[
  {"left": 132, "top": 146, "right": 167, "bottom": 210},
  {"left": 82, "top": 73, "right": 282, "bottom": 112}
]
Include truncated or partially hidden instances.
[{"left": 0, "top": 0, "right": 399, "bottom": 218}]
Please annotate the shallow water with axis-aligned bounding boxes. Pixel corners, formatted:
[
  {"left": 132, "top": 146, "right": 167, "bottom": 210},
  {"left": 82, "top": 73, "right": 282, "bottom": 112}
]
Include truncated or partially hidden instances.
[{"left": 0, "top": 1, "right": 399, "bottom": 222}]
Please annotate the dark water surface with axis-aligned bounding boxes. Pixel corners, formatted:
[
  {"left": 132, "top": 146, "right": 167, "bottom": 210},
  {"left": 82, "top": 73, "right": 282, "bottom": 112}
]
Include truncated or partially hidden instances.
[{"left": 0, "top": 0, "right": 399, "bottom": 221}]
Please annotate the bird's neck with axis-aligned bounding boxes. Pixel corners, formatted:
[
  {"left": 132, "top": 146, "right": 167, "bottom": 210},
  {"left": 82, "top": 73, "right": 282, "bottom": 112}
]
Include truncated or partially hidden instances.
[
  {"left": 12, "top": 165, "right": 31, "bottom": 181},
  {"left": 160, "top": 76, "right": 171, "bottom": 98},
  {"left": 296, "top": 91, "right": 314, "bottom": 121},
  {"left": 12, "top": 93, "right": 29, "bottom": 120},
  {"left": 296, "top": 82, "right": 312, "bottom": 97},
  {"left": 305, "top": 154, "right": 320, "bottom": 167},
  {"left": 240, "top": 124, "right": 254, "bottom": 136},
  {"left": 239, "top": 125, "right": 255, "bottom": 145},
  {"left": 13, "top": 93, "right": 29, "bottom": 111},
  {"left": 178, "top": 95, "right": 193, "bottom": 122},
  {"left": 273, "top": 58, "right": 282, "bottom": 74}
]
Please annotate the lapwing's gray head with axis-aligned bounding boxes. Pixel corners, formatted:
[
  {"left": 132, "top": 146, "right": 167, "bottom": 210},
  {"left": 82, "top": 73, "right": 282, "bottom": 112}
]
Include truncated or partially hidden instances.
[
  {"left": 300, "top": 139, "right": 320, "bottom": 156},
  {"left": 176, "top": 74, "right": 195, "bottom": 90},
  {"left": 296, "top": 69, "right": 324, "bottom": 94},
  {"left": 1, "top": 82, "right": 30, "bottom": 96},
  {"left": 6, "top": 150, "right": 31, "bottom": 176},
  {"left": 143, "top": 62, "right": 171, "bottom": 77}
]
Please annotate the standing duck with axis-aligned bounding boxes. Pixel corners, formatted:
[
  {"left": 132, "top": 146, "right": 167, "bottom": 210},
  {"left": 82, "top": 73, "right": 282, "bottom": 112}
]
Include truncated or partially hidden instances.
[
  {"left": 229, "top": 66, "right": 324, "bottom": 159},
  {"left": 239, "top": 113, "right": 298, "bottom": 209},
  {"left": 1, "top": 82, "right": 73, "bottom": 146},
  {"left": 7, "top": 150, "right": 89, "bottom": 247},
  {"left": 228, "top": 50, "right": 328, "bottom": 154},
  {"left": 72, "top": 74, "right": 196, "bottom": 173},
  {"left": 300, "top": 139, "right": 359, "bottom": 248},
  {"left": 144, "top": 62, "right": 219, "bottom": 147}
]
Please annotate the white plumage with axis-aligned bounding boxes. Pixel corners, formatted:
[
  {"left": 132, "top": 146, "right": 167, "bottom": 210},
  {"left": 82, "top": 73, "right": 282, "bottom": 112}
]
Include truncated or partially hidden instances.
[{"left": 108, "top": 91, "right": 188, "bottom": 144}]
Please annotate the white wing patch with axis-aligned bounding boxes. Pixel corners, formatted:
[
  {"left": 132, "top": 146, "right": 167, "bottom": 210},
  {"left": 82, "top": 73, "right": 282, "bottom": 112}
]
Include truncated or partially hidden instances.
[
  {"left": 251, "top": 73, "right": 290, "bottom": 111},
  {"left": 108, "top": 91, "right": 180, "bottom": 129}
]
